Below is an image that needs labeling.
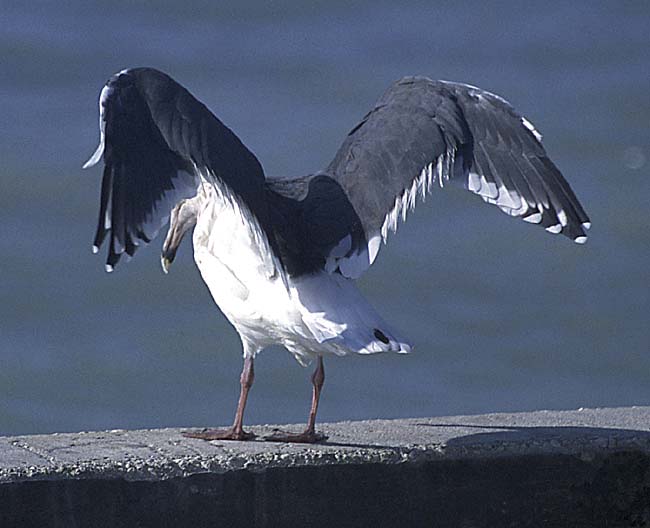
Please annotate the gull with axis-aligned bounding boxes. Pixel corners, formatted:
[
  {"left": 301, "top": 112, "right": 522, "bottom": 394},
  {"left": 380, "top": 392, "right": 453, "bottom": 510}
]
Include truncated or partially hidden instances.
[{"left": 84, "top": 68, "right": 590, "bottom": 443}]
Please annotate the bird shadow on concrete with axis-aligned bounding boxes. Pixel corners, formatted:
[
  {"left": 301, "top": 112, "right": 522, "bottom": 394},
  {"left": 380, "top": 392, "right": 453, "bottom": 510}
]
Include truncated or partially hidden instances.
[
  {"left": 318, "top": 422, "right": 650, "bottom": 451},
  {"left": 412, "top": 422, "right": 650, "bottom": 450}
]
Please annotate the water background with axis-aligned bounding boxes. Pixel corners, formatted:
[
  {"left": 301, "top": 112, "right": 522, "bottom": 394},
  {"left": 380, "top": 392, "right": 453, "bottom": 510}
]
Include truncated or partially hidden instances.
[{"left": 1, "top": 0, "right": 648, "bottom": 435}]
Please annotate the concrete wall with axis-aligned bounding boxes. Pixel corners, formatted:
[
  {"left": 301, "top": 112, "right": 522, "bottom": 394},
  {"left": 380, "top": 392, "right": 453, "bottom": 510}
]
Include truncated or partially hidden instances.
[{"left": 2, "top": 407, "right": 650, "bottom": 527}]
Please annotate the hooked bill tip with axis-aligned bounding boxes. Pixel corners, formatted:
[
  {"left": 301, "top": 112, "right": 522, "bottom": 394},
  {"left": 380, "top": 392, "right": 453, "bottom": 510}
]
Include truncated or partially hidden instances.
[{"left": 161, "top": 257, "right": 171, "bottom": 274}]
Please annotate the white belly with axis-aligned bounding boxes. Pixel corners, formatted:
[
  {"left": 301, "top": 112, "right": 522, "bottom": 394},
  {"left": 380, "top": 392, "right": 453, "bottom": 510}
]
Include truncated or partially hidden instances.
[{"left": 191, "top": 182, "right": 412, "bottom": 366}]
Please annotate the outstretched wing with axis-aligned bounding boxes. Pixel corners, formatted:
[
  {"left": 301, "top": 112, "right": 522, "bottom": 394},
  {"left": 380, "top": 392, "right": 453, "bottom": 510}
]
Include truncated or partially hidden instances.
[
  {"left": 84, "top": 67, "right": 269, "bottom": 271},
  {"left": 297, "top": 76, "right": 590, "bottom": 279}
]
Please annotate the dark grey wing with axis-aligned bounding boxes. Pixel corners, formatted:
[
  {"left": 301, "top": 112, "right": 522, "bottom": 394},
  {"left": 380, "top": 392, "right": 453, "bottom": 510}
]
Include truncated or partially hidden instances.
[
  {"left": 84, "top": 67, "right": 269, "bottom": 271},
  {"left": 297, "top": 76, "right": 590, "bottom": 278}
]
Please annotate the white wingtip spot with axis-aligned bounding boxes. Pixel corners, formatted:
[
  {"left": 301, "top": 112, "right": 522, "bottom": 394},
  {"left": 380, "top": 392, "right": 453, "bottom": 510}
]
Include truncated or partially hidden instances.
[
  {"left": 574, "top": 236, "right": 587, "bottom": 244},
  {"left": 105, "top": 264, "right": 114, "bottom": 273},
  {"left": 92, "top": 245, "right": 99, "bottom": 254},
  {"left": 582, "top": 222, "right": 591, "bottom": 230},
  {"left": 546, "top": 224, "right": 562, "bottom": 234},
  {"left": 367, "top": 234, "right": 382, "bottom": 266},
  {"left": 523, "top": 212, "right": 542, "bottom": 224},
  {"left": 468, "top": 172, "right": 481, "bottom": 192},
  {"left": 521, "top": 117, "right": 543, "bottom": 142},
  {"left": 82, "top": 142, "right": 104, "bottom": 169}
]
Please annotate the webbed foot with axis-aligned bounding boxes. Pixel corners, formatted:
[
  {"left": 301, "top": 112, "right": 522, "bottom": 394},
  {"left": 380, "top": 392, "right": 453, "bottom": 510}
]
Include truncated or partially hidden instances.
[
  {"left": 182, "top": 427, "right": 256, "bottom": 441},
  {"left": 264, "top": 429, "right": 327, "bottom": 444}
]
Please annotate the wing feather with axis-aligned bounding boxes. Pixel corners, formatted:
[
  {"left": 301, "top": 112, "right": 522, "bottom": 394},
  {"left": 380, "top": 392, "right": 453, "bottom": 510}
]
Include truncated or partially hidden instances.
[
  {"left": 84, "top": 67, "right": 272, "bottom": 272},
  {"left": 290, "top": 76, "right": 590, "bottom": 278}
]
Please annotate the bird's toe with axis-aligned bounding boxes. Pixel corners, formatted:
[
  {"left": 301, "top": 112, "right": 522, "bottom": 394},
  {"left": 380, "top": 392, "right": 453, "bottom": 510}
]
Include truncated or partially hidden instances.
[{"left": 182, "top": 428, "right": 256, "bottom": 441}]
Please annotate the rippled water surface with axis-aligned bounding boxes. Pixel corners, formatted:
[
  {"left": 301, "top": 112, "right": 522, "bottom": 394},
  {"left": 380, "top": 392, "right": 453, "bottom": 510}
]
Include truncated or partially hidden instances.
[{"left": 1, "top": 1, "right": 648, "bottom": 435}]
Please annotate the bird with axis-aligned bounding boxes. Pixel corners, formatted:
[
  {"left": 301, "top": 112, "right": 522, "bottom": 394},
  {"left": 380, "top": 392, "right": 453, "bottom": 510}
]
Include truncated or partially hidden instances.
[{"left": 84, "top": 67, "right": 590, "bottom": 443}]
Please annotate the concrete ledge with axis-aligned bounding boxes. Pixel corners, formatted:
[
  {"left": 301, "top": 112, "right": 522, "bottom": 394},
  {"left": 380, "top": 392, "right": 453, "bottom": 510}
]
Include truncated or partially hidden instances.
[{"left": 2, "top": 407, "right": 650, "bottom": 527}]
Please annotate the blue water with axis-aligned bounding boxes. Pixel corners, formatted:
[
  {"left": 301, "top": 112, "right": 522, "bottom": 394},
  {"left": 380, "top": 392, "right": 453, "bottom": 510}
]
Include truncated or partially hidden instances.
[{"left": 1, "top": 0, "right": 648, "bottom": 436}]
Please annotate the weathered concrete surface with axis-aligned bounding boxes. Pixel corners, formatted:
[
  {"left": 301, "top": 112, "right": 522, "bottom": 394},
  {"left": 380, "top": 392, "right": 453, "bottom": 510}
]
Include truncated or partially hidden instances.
[{"left": 2, "top": 407, "right": 650, "bottom": 527}]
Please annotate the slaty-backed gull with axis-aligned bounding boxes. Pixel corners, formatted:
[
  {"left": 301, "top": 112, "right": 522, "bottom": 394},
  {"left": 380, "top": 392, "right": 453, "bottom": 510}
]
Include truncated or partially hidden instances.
[{"left": 84, "top": 68, "right": 590, "bottom": 443}]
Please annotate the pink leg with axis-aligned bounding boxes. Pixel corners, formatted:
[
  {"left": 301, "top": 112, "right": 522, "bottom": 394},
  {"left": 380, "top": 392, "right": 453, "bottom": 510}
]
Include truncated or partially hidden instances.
[
  {"left": 183, "top": 356, "right": 256, "bottom": 441},
  {"left": 266, "top": 356, "right": 327, "bottom": 443}
]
